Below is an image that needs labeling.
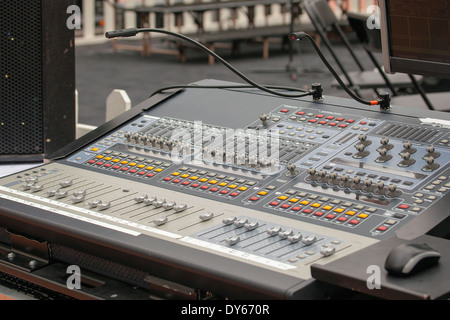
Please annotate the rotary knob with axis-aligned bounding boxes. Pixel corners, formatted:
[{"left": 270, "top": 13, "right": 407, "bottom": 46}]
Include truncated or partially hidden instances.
[
  {"left": 358, "top": 134, "right": 371, "bottom": 147},
  {"left": 398, "top": 152, "right": 415, "bottom": 167},
  {"left": 401, "top": 141, "right": 416, "bottom": 155},
  {"left": 375, "top": 148, "right": 392, "bottom": 163},
  {"left": 353, "top": 143, "right": 369, "bottom": 159},
  {"left": 380, "top": 137, "right": 393, "bottom": 150}
]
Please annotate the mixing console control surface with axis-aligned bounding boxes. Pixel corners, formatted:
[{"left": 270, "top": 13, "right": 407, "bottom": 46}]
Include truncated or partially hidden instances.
[{"left": 0, "top": 82, "right": 449, "bottom": 299}]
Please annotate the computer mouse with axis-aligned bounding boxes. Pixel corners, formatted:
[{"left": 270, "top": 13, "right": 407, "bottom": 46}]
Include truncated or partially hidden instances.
[{"left": 384, "top": 242, "right": 441, "bottom": 276}]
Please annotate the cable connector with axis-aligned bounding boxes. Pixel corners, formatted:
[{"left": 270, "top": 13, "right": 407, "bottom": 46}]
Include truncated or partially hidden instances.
[
  {"left": 376, "top": 92, "right": 391, "bottom": 110},
  {"left": 310, "top": 83, "right": 323, "bottom": 100},
  {"left": 105, "top": 28, "right": 139, "bottom": 39}
]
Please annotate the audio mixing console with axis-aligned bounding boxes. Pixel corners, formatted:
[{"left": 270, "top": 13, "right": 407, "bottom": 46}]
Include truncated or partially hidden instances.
[{"left": 0, "top": 80, "right": 449, "bottom": 299}]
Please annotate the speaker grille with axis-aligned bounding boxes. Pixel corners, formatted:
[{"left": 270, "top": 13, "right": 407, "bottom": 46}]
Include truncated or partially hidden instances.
[{"left": 0, "top": 1, "right": 44, "bottom": 156}]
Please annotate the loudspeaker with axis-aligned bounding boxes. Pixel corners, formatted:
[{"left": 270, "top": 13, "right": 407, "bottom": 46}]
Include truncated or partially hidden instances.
[{"left": 0, "top": 0, "right": 76, "bottom": 163}]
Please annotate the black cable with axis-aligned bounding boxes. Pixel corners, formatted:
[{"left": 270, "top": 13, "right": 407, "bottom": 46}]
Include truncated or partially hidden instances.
[
  {"left": 148, "top": 84, "right": 313, "bottom": 98},
  {"left": 289, "top": 31, "right": 391, "bottom": 109},
  {"left": 105, "top": 27, "right": 313, "bottom": 99}
]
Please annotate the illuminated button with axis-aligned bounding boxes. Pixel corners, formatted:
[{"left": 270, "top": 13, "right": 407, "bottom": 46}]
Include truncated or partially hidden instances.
[
  {"left": 154, "top": 168, "right": 163, "bottom": 172},
  {"left": 200, "top": 185, "right": 209, "bottom": 190},
  {"left": 280, "top": 204, "right": 290, "bottom": 209},
  {"left": 299, "top": 200, "right": 310, "bottom": 205},
  {"left": 357, "top": 213, "right": 369, "bottom": 219},
  {"left": 376, "top": 226, "right": 388, "bottom": 231},
  {"left": 120, "top": 167, "right": 129, "bottom": 171},
  {"left": 104, "top": 163, "right": 112, "bottom": 168},
  {"left": 199, "top": 178, "right": 208, "bottom": 182},
  {"left": 337, "top": 217, "right": 348, "bottom": 222},
  {"left": 163, "top": 177, "right": 172, "bottom": 181},
  {"left": 190, "top": 176, "right": 199, "bottom": 180},
  {"left": 129, "top": 169, "right": 137, "bottom": 173},
  {"left": 349, "top": 219, "right": 360, "bottom": 225},
  {"left": 302, "top": 209, "right": 313, "bottom": 214},
  {"left": 137, "top": 171, "right": 146, "bottom": 175},
  {"left": 96, "top": 155, "right": 104, "bottom": 159},
  {"left": 95, "top": 162, "right": 104, "bottom": 166},
  {"left": 278, "top": 195, "right": 288, "bottom": 200},
  {"left": 238, "top": 186, "right": 248, "bottom": 191},
  {"left": 336, "top": 117, "right": 345, "bottom": 121},
  {"left": 146, "top": 173, "right": 154, "bottom": 177},
  {"left": 334, "top": 208, "right": 344, "bottom": 213},
  {"left": 338, "top": 124, "right": 347, "bottom": 128},
  {"left": 91, "top": 148, "right": 99, "bottom": 151},
  {"left": 327, "top": 122, "right": 337, "bottom": 126},
  {"left": 397, "top": 204, "right": 409, "bottom": 210},
  {"left": 257, "top": 191, "right": 268, "bottom": 196},
  {"left": 220, "top": 190, "right": 229, "bottom": 194},
  {"left": 316, "top": 114, "right": 324, "bottom": 118},
  {"left": 137, "top": 164, "right": 145, "bottom": 168},
  {"left": 171, "top": 172, "right": 181, "bottom": 176},
  {"left": 314, "top": 211, "right": 324, "bottom": 217},
  {"left": 269, "top": 201, "right": 280, "bottom": 206},
  {"left": 346, "top": 210, "right": 357, "bottom": 216},
  {"left": 311, "top": 203, "right": 321, "bottom": 208},
  {"left": 346, "top": 119, "right": 355, "bottom": 123},
  {"left": 230, "top": 192, "right": 239, "bottom": 197},
  {"left": 112, "top": 159, "right": 120, "bottom": 163},
  {"left": 280, "top": 108, "right": 289, "bottom": 113},
  {"left": 104, "top": 157, "right": 112, "bottom": 161},
  {"left": 291, "top": 206, "right": 301, "bottom": 211},
  {"left": 325, "top": 116, "right": 334, "bottom": 120},
  {"left": 180, "top": 174, "right": 189, "bottom": 178},
  {"left": 208, "top": 180, "right": 218, "bottom": 184},
  {"left": 249, "top": 196, "right": 259, "bottom": 201},
  {"left": 308, "top": 119, "right": 317, "bottom": 123},
  {"left": 296, "top": 111, "right": 305, "bottom": 115},
  {"left": 318, "top": 120, "right": 327, "bottom": 125},
  {"left": 218, "top": 182, "right": 228, "bottom": 187},
  {"left": 210, "top": 187, "right": 219, "bottom": 192},
  {"left": 228, "top": 184, "right": 237, "bottom": 189},
  {"left": 87, "top": 160, "right": 96, "bottom": 164},
  {"left": 120, "top": 160, "right": 129, "bottom": 164},
  {"left": 322, "top": 205, "right": 333, "bottom": 210},
  {"left": 181, "top": 181, "right": 190, "bottom": 185},
  {"left": 325, "top": 214, "right": 335, "bottom": 219},
  {"left": 129, "top": 162, "right": 137, "bottom": 166},
  {"left": 191, "top": 183, "right": 200, "bottom": 188},
  {"left": 289, "top": 198, "right": 299, "bottom": 203},
  {"left": 146, "top": 166, "right": 154, "bottom": 170}
]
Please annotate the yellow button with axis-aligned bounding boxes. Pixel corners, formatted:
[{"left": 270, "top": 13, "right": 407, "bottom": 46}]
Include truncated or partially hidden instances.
[
  {"left": 346, "top": 210, "right": 356, "bottom": 216},
  {"left": 334, "top": 208, "right": 344, "bottom": 213},
  {"left": 180, "top": 174, "right": 190, "bottom": 178},
  {"left": 91, "top": 148, "right": 99, "bottom": 151},
  {"left": 190, "top": 176, "right": 199, "bottom": 180},
  {"left": 172, "top": 172, "right": 180, "bottom": 176},
  {"left": 96, "top": 155, "right": 104, "bottom": 159},
  {"left": 137, "top": 164, "right": 146, "bottom": 168},
  {"left": 209, "top": 180, "right": 218, "bottom": 184},
  {"left": 154, "top": 168, "right": 163, "bottom": 172},
  {"left": 199, "top": 178, "right": 208, "bottom": 182},
  {"left": 322, "top": 205, "right": 333, "bottom": 210},
  {"left": 129, "top": 162, "right": 137, "bottom": 166},
  {"left": 278, "top": 195, "right": 288, "bottom": 200},
  {"left": 258, "top": 191, "right": 268, "bottom": 196},
  {"left": 120, "top": 160, "right": 128, "bottom": 165},
  {"left": 300, "top": 200, "right": 310, "bottom": 205},
  {"left": 311, "top": 203, "right": 321, "bottom": 208},
  {"left": 146, "top": 166, "right": 154, "bottom": 170},
  {"left": 358, "top": 213, "right": 369, "bottom": 219},
  {"left": 104, "top": 157, "right": 112, "bottom": 161},
  {"left": 228, "top": 184, "right": 237, "bottom": 189},
  {"left": 218, "top": 182, "right": 228, "bottom": 187},
  {"left": 238, "top": 186, "right": 248, "bottom": 191},
  {"left": 289, "top": 198, "right": 299, "bottom": 203},
  {"left": 112, "top": 159, "right": 120, "bottom": 163}
]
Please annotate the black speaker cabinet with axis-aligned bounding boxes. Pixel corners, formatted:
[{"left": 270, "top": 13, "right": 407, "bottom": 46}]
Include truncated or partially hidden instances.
[{"left": 0, "top": 0, "right": 76, "bottom": 163}]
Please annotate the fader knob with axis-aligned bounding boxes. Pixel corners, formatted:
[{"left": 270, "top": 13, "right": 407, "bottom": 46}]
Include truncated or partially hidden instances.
[
  {"left": 260, "top": 114, "right": 269, "bottom": 126},
  {"left": 422, "top": 156, "right": 440, "bottom": 171},
  {"left": 375, "top": 148, "right": 392, "bottom": 163},
  {"left": 364, "top": 179, "right": 374, "bottom": 193},
  {"left": 398, "top": 152, "right": 415, "bottom": 167},
  {"left": 375, "top": 181, "right": 386, "bottom": 195},
  {"left": 401, "top": 141, "right": 416, "bottom": 154},
  {"left": 286, "top": 163, "right": 299, "bottom": 176},
  {"left": 358, "top": 134, "right": 371, "bottom": 146},
  {"left": 329, "top": 172, "right": 339, "bottom": 185},
  {"left": 425, "top": 145, "right": 440, "bottom": 159},
  {"left": 353, "top": 143, "right": 369, "bottom": 159},
  {"left": 380, "top": 137, "right": 393, "bottom": 150}
]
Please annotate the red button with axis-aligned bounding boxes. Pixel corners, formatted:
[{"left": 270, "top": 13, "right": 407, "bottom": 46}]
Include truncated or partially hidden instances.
[
  {"left": 191, "top": 183, "right": 200, "bottom": 188},
  {"left": 120, "top": 167, "right": 129, "bottom": 171},
  {"left": 220, "top": 190, "right": 229, "bottom": 194},
  {"left": 325, "top": 214, "right": 335, "bottom": 219},
  {"left": 325, "top": 116, "right": 334, "bottom": 120},
  {"left": 328, "top": 122, "right": 337, "bottom": 126},
  {"left": 302, "top": 209, "right": 313, "bottom": 214},
  {"left": 336, "top": 117, "right": 345, "bottom": 121},
  {"left": 163, "top": 177, "right": 172, "bottom": 181},
  {"left": 181, "top": 181, "right": 190, "bottom": 185},
  {"left": 338, "top": 124, "right": 347, "bottom": 128},
  {"left": 230, "top": 192, "right": 239, "bottom": 197},
  {"left": 269, "top": 201, "right": 280, "bottom": 206},
  {"left": 280, "top": 109, "right": 289, "bottom": 113},
  {"left": 112, "top": 165, "right": 120, "bottom": 169},
  {"left": 280, "top": 204, "right": 290, "bottom": 209},
  {"left": 249, "top": 196, "right": 259, "bottom": 201},
  {"left": 308, "top": 119, "right": 317, "bottom": 123},
  {"left": 318, "top": 121, "right": 327, "bottom": 125},
  {"left": 377, "top": 226, "right": 388, "bottom": 231},
  {"left": 296, "top": 111, "right": 305, "bottom": 115},
  {"left": 397, "top": 204, "right": 409, "bottom": 210},
  {"left": 137, "top": 171, "right": 146, "bottom": 175},
  {"left": 129, "top": 169, "right": 137, "bottom": 173},
  {"left": 337, "top": 217, "right": 348, "bottom": 222},
  {"left": 349, "top": 219, "right": 360, "bottom": 225},
  {"left": 103, "top": 163, "right": 112, "bottom": 167},
  {"left": 360, "top": 121, "right": 367, "bottom": 125},
  {"left": 172, "top": 179, "right": 181, "bottom": 183},
  {"left": 146, "top": 173, "right": 155, "bottom": 177},
  {"left": 314, "top": 211, "right": 324, "bottom": 216},
  {"left": 88, "top": 160, "right": 96, "bottom": 164},
  {"left": 200, "top": 185, "right": 209, "bottom": 190},
  {"left": 291, "top": 206, "right": 301, "bottom": 211},
  {"left": 95, "top": 162, "right": 104, "bottom": 166},
  {"left": 346, "top": 119, "right": 355, "bottom": 123},
  {"left": 210, "top": 187, "right": 219, "bottom": 192},
  {"left": 316, "top": 114, "right": 324, "bottom": 118}
]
